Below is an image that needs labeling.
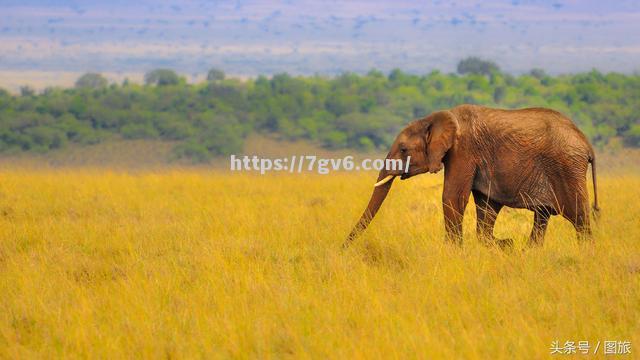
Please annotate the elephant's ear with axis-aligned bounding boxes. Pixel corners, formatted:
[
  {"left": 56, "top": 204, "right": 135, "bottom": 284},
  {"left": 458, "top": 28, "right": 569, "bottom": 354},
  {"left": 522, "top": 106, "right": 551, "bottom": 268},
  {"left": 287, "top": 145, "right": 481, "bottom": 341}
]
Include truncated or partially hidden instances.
[{"left": 424, "top": 111, "right": 460, "bottom": 173}]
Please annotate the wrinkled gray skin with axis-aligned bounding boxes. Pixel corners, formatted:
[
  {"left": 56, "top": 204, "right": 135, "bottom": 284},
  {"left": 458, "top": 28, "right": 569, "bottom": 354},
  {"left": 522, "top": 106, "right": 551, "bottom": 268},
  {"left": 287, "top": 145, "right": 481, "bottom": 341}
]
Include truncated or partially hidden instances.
[{"left": 345, "top": 104, "right": 599, "bottom": 248}]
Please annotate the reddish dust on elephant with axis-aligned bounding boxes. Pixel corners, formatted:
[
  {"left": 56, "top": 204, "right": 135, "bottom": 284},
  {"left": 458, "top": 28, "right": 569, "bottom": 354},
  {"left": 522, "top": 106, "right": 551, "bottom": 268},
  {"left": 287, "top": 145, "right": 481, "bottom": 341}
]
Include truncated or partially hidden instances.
[{"left": 345, "top": 104, "right": 599, "bottom": 248}]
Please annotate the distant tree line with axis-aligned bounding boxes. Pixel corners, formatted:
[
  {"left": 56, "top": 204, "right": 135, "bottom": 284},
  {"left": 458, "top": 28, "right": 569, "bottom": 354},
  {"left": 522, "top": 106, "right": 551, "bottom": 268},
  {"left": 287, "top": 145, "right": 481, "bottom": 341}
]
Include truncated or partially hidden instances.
[{"left": 0, "top": 58, "right": 638, "bottom": 162}]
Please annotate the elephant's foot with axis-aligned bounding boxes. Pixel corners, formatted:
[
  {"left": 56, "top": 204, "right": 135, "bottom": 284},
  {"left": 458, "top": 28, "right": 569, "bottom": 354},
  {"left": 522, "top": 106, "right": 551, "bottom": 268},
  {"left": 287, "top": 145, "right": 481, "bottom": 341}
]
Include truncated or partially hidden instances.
[
  {"left": 445, "top": 238, "right": 463, "bottom": 247},
  {"left": 495, "top": 238, "right": 514, "bottom": 250},
  {"left": 478, "top": 234, "right": 514, "bottom": 250},
  {"left": 576, "top": 229, "right": 593, "bottom": 243},
  {"left": 445, "top": 233, "right": 464, "bottom": 246},
  {"left": 527, "top": 238, "right": 544, "bottom": 247}
]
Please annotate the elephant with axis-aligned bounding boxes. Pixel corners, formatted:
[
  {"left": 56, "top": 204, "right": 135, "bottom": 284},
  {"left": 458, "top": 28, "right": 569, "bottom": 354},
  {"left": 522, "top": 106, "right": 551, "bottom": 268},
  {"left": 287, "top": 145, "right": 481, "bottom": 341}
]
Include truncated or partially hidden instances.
[{"left": 345, "top": 104, "right": 599, "bottom": 248}]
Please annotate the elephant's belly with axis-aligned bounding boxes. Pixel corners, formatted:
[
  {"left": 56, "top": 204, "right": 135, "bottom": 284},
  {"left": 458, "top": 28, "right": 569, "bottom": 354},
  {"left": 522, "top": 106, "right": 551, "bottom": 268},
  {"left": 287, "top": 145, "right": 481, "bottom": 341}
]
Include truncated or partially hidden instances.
[{"left": 472, "top": 165, "right": 557, "bottom": 210}]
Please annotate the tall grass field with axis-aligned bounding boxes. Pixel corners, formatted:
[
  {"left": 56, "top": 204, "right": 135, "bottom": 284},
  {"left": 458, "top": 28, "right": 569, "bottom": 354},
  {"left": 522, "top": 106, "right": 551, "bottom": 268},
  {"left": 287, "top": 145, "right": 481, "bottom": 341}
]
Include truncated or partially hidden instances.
[{"left": 0, "top": 169, "right": 638, "bottom": 358}]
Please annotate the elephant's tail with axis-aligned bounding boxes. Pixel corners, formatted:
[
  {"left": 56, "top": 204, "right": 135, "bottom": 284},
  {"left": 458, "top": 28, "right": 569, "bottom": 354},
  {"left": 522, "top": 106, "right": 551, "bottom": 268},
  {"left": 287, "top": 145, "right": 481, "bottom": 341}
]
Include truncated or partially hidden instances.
[{"left": 589, "top": 154, "right": 600, "bottom": 220}]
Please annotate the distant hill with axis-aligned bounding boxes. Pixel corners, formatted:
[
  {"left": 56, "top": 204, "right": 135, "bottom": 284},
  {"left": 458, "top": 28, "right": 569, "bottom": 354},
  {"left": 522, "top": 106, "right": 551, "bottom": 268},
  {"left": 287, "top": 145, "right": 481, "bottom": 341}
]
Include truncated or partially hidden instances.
[{"left": 1, "top": 1, "right": 640, "bottom": 76}]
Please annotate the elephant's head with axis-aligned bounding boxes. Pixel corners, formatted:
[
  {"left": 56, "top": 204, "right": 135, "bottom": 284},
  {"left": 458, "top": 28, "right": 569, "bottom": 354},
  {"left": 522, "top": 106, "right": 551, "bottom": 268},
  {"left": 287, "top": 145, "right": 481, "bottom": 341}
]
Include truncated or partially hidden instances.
[{"left": 343, "top": 111, "right": 460, "bottom": 246}]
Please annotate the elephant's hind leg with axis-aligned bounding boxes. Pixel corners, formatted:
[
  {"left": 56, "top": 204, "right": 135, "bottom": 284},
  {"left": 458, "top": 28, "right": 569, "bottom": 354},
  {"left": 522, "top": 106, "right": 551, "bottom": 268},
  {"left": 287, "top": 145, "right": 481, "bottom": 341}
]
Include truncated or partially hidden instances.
[
  {"left": 528, "top": 207, "right": 552, "bottom": 246},
  {"left": 472, "top": 190, "right": 511, "bottom": 248}
]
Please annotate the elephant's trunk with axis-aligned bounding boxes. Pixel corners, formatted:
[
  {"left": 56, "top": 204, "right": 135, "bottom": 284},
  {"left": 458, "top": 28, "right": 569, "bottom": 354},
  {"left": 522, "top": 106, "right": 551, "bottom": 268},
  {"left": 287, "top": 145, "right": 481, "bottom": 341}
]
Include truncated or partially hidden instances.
[{"left": 343, "top": 170, "right": 395, "bottom": 247}]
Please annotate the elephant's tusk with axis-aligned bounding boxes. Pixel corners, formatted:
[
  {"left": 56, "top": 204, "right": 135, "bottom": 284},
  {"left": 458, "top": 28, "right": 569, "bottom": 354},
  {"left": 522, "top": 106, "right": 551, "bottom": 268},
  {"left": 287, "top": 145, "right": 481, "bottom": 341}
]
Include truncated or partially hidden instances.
[{"left": 373, "top": 175, "right": 395, "bottom": 187}]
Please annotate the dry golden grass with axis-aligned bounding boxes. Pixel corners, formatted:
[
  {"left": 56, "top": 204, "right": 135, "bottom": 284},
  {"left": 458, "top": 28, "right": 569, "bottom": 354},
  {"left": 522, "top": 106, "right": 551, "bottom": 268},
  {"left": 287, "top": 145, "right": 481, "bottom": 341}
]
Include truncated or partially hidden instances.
[{"left": 0, "top": 169, "right": 639, "bottom": 358}]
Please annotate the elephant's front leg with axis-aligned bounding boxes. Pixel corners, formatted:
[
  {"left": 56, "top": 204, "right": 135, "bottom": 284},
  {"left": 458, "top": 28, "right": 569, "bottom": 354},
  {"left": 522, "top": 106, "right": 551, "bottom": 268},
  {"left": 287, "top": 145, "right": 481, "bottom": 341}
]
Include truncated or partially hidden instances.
[
  {"left": 442, "top": 166, "right": 475, "bottom": 245},
  {"left": 442, "top": 199, "right": 468, "bottom": 245},
  {"left": 472, "top": 190, "right": 503, "bottom": 244}
]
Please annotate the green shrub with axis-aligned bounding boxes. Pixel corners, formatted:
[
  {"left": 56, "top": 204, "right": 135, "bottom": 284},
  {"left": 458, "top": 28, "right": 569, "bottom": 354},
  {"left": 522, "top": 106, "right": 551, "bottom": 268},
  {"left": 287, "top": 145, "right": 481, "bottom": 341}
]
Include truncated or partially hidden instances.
[{"left": 624, "top": 124, "right": 640, "bottom": 146}]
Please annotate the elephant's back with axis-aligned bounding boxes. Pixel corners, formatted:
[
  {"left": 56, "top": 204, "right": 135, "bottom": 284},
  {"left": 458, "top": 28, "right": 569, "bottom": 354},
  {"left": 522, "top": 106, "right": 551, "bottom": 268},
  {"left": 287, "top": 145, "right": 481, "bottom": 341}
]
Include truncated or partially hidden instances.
[
  {"left": 466, "top": 105, "right": 593, "bottom": 157},
  {"left": 513, "top": 107, "right": 593, "bottom": 159}
]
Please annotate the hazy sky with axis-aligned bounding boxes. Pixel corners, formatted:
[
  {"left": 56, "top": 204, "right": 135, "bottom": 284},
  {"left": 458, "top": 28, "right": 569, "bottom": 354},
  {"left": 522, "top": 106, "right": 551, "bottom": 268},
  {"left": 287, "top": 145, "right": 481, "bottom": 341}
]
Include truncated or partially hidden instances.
[{"left": 1, "top": 0, "right": 640, "bottom": 78}]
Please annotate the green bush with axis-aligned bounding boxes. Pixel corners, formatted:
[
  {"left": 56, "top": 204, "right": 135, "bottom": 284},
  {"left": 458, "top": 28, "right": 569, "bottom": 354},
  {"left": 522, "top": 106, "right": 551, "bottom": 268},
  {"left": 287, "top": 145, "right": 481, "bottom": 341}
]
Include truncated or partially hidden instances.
[
  {"left": 144, "top": 69, "right": 180, "bottom": 86},
  {"left": 322, "top": 131, "right": 348, "bottom": 149},
  {"left": 23, "top": 126, "right": 67, "bottom": 151},
  {"left": 173, "top": 141, "right": 211, "bottom": 163},
  {"left": 75, "top": 73, "right": 108, "bottom": 89},
  {"left": 155, "top": 116, "right": 194, "bottom": 140},
  {"left": 624, "top": 124, "right": 640, "bottom": 146}
]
